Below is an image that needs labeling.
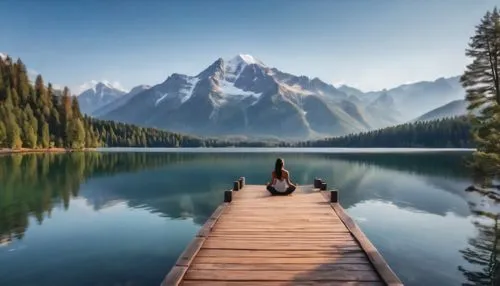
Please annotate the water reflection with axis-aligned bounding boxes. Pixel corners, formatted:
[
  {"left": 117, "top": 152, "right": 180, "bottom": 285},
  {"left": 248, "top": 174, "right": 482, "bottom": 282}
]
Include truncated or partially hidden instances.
[
  {"left": 0, "top": 152, "right": 214, "bottom": 245},
  {"left": 0, "top": 151, "right": 473, "bottom": 245},
  {"left": 0, "top": 150, "right": 480, "bottom": 286},
  {"left": 459, "top": 186, "right": 500, "bottom": 285}
]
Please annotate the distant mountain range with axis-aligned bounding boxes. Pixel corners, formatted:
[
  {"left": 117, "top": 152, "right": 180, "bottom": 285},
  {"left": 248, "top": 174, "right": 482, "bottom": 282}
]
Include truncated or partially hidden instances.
[
  {"left": 75, "top": 54, "right": 466, "bottom": 139},
  {"left": 414, "top": 100, "right": 468, "bottom": 122},
  {"left": 76, "top": 81, "right": 128, "bottom": 114},
  {"left": 92, "top": 85, "right": 150, "bottom": 117},
  {"left": 1, "top": 50, "right": 467, "bottom": 139},
  {"left": 339, "top": 76, "right": 465, "bottom": 121}
]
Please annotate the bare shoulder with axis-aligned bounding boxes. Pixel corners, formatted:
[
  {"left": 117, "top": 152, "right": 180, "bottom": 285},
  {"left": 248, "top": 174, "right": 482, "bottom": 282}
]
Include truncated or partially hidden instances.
[{"left": 282, "top": 169, "right": 290, "bottom": 177}]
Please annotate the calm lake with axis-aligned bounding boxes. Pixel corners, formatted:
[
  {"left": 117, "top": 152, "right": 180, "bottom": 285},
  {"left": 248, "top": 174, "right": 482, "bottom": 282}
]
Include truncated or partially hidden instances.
[{"left": 0, "top": 148, "right": 498, "bottom": 286}]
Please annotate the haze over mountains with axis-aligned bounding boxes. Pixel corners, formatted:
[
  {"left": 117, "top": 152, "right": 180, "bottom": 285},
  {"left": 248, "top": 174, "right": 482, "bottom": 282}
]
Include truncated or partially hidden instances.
[
  {"left": 414, "top": 100, "right": 468, "bottom": 123},
  {"left": 71, "top": 54, "right": 466, "bottom": 139}
]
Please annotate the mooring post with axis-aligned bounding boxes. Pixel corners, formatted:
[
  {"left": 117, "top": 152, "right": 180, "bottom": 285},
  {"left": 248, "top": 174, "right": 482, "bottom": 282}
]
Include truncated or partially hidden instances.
[
  {"left": 330, "top": 190, "right": 338, "bottom": 203},
  {"left": 314, "top": 178, "right": 322, "bottom": 188},
  {"left": 224, "top": 190, "right": 232, "bottom": 202},
  {"left": 320, "top": 182, "right": 327, "bottom": 191},
  {"left": 238, "top": 177, "right": 244, "bottom": 189},
  {"left": 233, "top": 181, "right": 240, "bottom": 191}
]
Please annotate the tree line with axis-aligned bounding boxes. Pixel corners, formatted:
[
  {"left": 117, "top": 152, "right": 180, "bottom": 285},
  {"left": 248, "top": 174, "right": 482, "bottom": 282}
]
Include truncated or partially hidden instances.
[
  {"left": 0, "top": 51, "right": 481, "bottom": 151},
  {"left": 0, "top": 55, "right": 94, "bottom": 149},
  {"left": 298, "top": 116, "right": 473, "bottom": 148},
  {"left": 0, "top": 55, "right": 216, "bottom": 149}
]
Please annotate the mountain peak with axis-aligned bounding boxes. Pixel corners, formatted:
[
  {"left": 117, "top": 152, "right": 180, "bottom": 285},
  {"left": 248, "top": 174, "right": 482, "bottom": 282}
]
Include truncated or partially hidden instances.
[
  {"left": 0, "top": 52, "right": 7, "bottom": 60},
  {"left": 77, "top": 80, "right": 128, "bottom": 95},
  {"left": 226, "top": 54, "right": 266, "bottom": 67}
]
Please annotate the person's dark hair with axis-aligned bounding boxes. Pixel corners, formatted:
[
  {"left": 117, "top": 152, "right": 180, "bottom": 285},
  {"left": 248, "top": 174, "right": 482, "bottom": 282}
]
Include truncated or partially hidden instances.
[{"left": 275, "top": 158, "right": 284, "bottom": 179}]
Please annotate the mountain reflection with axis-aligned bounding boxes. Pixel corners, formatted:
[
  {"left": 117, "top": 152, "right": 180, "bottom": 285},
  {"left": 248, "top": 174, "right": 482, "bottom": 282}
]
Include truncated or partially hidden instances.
[{"left": 0, "top": 150, "right": 473, "bottom": 244}]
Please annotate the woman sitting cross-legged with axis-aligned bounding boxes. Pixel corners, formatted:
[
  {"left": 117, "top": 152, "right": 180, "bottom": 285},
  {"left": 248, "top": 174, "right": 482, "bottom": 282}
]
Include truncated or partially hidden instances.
[{"left": 266, "top": 158, "right": 297, "bottom": 196}]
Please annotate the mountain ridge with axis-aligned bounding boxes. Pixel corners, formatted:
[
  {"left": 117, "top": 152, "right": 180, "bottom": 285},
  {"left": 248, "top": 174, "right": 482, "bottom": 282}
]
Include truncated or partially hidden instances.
[
  {"left": 98, "top": 54, "right": 465, "bottom": 139},
  {"left": 100, "top": 54, "right": 392, "bottom": 139},
  {"left": 77, "top": 81, "right": 127, "bottom": 115}
]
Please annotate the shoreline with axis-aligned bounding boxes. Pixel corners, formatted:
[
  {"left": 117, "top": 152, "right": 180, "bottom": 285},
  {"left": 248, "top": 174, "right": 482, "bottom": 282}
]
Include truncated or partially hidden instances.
[
  {"left": 0, "top": 146, "right": 475, "bottom": 155},
  {"left": 0, "top": 148, "right": 96, "bottom": 155}
]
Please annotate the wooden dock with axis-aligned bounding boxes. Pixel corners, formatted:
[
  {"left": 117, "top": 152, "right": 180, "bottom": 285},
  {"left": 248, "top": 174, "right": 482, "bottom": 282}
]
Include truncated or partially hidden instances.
[{"left": 162, "top": 178, "right": 403, "bottom": 285}]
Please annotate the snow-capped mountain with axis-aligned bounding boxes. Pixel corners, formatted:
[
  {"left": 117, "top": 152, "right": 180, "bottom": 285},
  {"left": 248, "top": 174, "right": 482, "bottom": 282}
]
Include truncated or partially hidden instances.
[
  {"left": 76, "top": 81, "right": 128, "bottom": 115},
  {"left": 0, "top": 52, "right": 7, "bottom": 61},
  {"left": 92, "top": 85, "right": 151, "bottom": 117},
  {"left": 99, "top": 54, "right": 400, "bottom": 139}
]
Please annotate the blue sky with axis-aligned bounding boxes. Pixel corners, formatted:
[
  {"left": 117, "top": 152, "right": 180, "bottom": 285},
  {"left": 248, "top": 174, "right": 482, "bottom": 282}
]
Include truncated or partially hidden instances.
[{"left": 1, "top": 0, "right": 497, "bottom": 93}]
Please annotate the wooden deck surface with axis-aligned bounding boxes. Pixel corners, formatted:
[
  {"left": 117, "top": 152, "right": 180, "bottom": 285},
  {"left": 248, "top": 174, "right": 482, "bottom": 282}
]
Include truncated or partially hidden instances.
[{"left": 162, "top": 184, "right": 402, "bottom": 286}]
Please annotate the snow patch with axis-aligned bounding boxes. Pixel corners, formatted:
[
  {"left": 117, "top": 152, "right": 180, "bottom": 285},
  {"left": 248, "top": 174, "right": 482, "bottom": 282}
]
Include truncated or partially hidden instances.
[
  {"left": 226, "top": 54, "right": 264, "bottom": 66},
  {"left": 155, "top": 92, "right": 169, "bottom": 106},
  {"left": 217, "top": 80, "right": 262, "bottom": 99},
  {"left": 155, "top": 77, "right": 199, "bottom": 106},
  {"left": 224, "top": 54, "right": 266, "bottom": 80},
  {"left": 0, "top": 53, "right": 6, "bottom": 60},
  {"left": 238, "top": 54, "right": 259, "bottom": 65},
  {"left": 76, "top": 80, "right": 128, "bottom": 95},
  {"left": 180, "top": 77, "right": 200, "bottom": 103}
]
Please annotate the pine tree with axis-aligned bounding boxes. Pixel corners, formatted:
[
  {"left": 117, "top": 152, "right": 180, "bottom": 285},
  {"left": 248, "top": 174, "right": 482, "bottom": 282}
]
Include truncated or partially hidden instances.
[
  {"left": 6, "top": 116, "right": 22, "bottom": 149},
  {"left": 69, "top": 118, "right": 86, "bottom": 149},
  {"left": 15, "top": 59, "right": 30, "bottom": 105},
  {"left": 71, "top": 97, "right": 82, "bottom": 119},
  {"left": 461, "top": 7, "right": 500, "bottom": 178},
  {"left": 59, "top": 87, "right": 72, "bottom": 147},
  {"left": 0, "top": 121, "right": 6, "bottom": 146},
  {"left": 23, "top": 122, "right": 37, "bottom": 148},
  {"left": 41, "top": 122, "right": 50, "bottom": 148}
]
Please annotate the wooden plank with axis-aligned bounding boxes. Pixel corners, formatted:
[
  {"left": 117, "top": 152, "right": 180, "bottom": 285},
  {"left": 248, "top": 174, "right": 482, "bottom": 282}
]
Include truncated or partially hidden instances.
[
  {"left": 184, "top": 270, "right": 380, "bottom": 281},
  {"left": 161, "top": 265, "right": 187, "bottom": 286},
  {"left": 175, "top": 237, "right": 206, "bottom": 267},
  {"left": 214, "top": 224, "right": 347, "bottom": 229},
  {"left": 207, "top": 233, "right": 354, "bottom": 238},
  {"left": 216, "top": 220, "right": 344, "bottom": 225},
  {"left": 203, "top": 236, "right": 355, "bottom": 241},
  {"left": 202, "top": 241, "right": 359, "bottom": 250},
  {"left": 208, "top": 232, "right": 353, "bottom": 238},
  {"left": 197, "top": 249, "right": 366, "bottom": 258},
  {"left": 222, "top": 211, "right": 337, "bottom": 214},
  {"left": 164, "top": 185, "right": 401, "bottom": 285},
  {"left": 210, "top": 204, "right": 228, "bottom": 220},
  {"left": 217, "top": 219, "right": 343, "bottom": 223},
  {"left": 189, "top": 263, "right": 374, "bottom": 271},
  {"left": 224, "top": 206, "right": 332, "bottom": 209},
  {"left": 330, "top": 202, "right": 403, "bottom": 286},
  {"left": 197, "top": 204, "right": 228, "bottom": 237},
  {"left": 210, "top": 230, "right": 350, "bottom": 234},
  {"left": 228, "top": 203, "right": 330, "bottom": 206},
  {"left": 213, "top": 228, "right": 348, "bottom": 232},
  {"left": 181, "top": 282, "right": 384, "bottom": 286},
  {"left": 193, "top": 256, "right": 370, "bottom": 264},
  {"left": 218, "top": 217, "right": 341, "bottom": 220},
  {"left": 216, "top": 219, "right": 343, "bottom": 222}
]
